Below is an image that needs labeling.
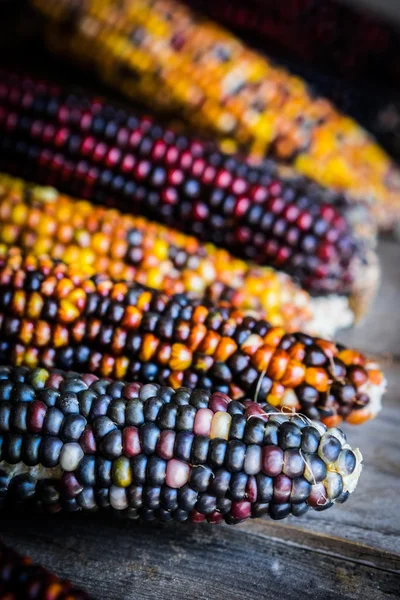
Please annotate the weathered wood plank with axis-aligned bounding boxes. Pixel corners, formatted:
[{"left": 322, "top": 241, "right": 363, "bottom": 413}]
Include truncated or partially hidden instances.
[
  {"left": 1, "top": 514, "right": 399, "bottom": 600},
  {"left": 339, "top": 239, "right": 400, "bottom": 356}
]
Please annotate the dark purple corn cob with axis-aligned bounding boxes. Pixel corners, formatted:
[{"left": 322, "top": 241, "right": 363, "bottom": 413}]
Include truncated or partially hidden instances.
[
  {"left": 0, "top": 538, "right": 91, "bottom": 599},
  {"left": 0, "top": 365, "right": 363, "bottom": 524},
  {"left": 0, "top": 69, "right": 371, "bottom": 295}
]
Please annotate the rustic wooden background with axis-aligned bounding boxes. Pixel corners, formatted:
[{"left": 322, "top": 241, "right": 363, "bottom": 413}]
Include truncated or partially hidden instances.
[{"left": 1, "top": 242, "right": 399, "bottom": 600}]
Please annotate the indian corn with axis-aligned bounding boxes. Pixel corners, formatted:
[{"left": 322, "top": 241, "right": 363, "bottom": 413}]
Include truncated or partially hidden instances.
[
  {"left": 0, "top": 71, "right": 379, "bottom": 301},
  {"left": 0, "top": 365, "right": 364, "bottom": 523},
  {"left": 31, "top": 0, "right": 400, "bottom": 229},
  {"left": 0, "top": 250, "right": 386, "bottom": 425},
  {"left": 0, "top": 173, "right": 356, "bottom": 336},
  {"left": 184, "top": 0, "right": 400, "bottom": 162},
  {"left": 0, "top": 539, "right": 91, "bottom": 599}
]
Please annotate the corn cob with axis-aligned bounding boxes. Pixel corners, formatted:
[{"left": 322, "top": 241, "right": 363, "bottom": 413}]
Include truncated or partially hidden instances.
[
  {"left": 0, "top": 73, "right": 378, "bottom": 304},
  {"left": 31, "top": 0, "right": 400, "bottom": 230},
  {"left": 270, "top": 60, "right": 400, "bottom": 166},
  {"left": 184, "top": 0, "right": 400, "bottom": 89},
  {"left": 0, "top": 172, "right": 356, "bottom": 336},
  {"left": 0, "top": 364, "right": 363, "bottom": 523},
  {"left": 0, "top": 250, "right": 385, "bottom": 426},
  {"left": 184, "top": 1, "right": 400, "bottom": 163},
  {"left": 0, "top": 539, "right": 92, "bottom": 599}
]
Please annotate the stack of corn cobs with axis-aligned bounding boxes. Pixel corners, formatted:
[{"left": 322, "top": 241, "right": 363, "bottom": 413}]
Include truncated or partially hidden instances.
[{"left": 0, "top": 0, "right": 398, "bottom": 594}]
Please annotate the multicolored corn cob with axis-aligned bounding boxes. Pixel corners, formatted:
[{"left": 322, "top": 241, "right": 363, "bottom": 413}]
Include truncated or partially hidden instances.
[
  {"left": 31, "top": 0, "right": 400, "bottom": 229},
  {"left": 0, "top": 365, "right": 363, "bottom": 523},
  {"left": 184, "top": 1, "right": 400, "bottom": 162},
  {"left": 0, "top": 538, "right": 92, "bottom": 599},
  {"left": 0, "top": 173, "right": 356, "bottom": 336},
  {"left": 0, "top": 71, "right": 379, "bottom": 304},
  {"left": 184, "top": 0, "right": 400, "bottom": 88},
  {"left": 0, "top": 250, "right": 385, "bottom": 425},
  {"left": 270, "top": 60, "right": 400, "bottom": 165}
]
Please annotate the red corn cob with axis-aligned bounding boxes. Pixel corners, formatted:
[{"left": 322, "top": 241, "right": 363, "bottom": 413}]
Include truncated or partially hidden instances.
[
  {"left": 0, "top": 539, "right": 91, "bottom": 599},
  {"left": 0, "top": 70, "right": 378, "bottom": 303},
  {"left": 0, "top": 249, "right": 386, "bottom": 426}
]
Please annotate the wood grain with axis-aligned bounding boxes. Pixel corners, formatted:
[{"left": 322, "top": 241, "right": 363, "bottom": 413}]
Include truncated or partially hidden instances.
[
  {"left": 1, "top": 239, "right": 400, "bottom": 599},
  {"left": 1, "top": 513, "right": 399, "bottom": 600}
]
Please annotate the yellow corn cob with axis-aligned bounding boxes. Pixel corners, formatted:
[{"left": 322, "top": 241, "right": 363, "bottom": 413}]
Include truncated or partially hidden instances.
[{"left": 32, "top": 0, "right": 400, "bottom": 229}]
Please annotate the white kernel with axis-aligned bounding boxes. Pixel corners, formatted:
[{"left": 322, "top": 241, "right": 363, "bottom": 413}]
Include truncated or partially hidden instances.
[
  {"left": 244, "top": 445, "right": 262, "bottom": 475},
  {"left": 282, "top": 389, "right": 298, "bottom": 408},
  {"left": 59, "top": 443, "right": 84, "bottom": 472},
  {"left": 210, "top": 411, "right": 232, "bottom": 440},
  {"left": 110, "top": 485, "right": 128, "bottom": 510}
]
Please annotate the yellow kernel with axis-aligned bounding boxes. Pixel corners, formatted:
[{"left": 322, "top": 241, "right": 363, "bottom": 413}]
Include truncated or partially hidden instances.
[
  {"left": 144, "top": 267, "right": 163, "bottom": 289},
  {"left": 26, "top": 292, "right": 44, "bottom": 319},
  {"left": 0, "top": 223, "right": 18, "bottom": 245},
  {"left": 58, "top": 300, "right": 80, "bottom": 323},
  {"left": 92, "top": 231, "right": 110, "bottom": 255},
  {"left": 11, "top": 203, "right": 29, "bottom": 225},
  {"left": 153, "top": 239, "right": 168, "bottom": 260},
  {"left": 112, "top": 457, "right": 132, "bottom": 487},
  {"left": 210, "top": 411, "right": 232, "bottom": 440}
]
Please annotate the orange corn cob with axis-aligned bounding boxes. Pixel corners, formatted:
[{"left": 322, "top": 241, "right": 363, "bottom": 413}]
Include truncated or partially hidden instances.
[{"left": 0, "top": 248, "right": 385, "bottom": 425}]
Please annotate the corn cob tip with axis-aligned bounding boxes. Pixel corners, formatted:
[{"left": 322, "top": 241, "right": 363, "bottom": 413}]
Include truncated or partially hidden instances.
[
  {"left": 307, "top": 295, "right": 354, "bottom": 339},
  {"left": 0, "top": 365, "right": 364, "bottom": 523},
  {"left": 349, "top": 247, "right": 381, "bottom": 322},
  {"left": 344, "top": 363, "right": 386, "bottom": 426}
]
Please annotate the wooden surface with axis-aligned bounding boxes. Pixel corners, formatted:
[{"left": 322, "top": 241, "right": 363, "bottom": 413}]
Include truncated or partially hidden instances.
[{"left": 1, "top": 238, "right": 400, "bottom": 599}]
